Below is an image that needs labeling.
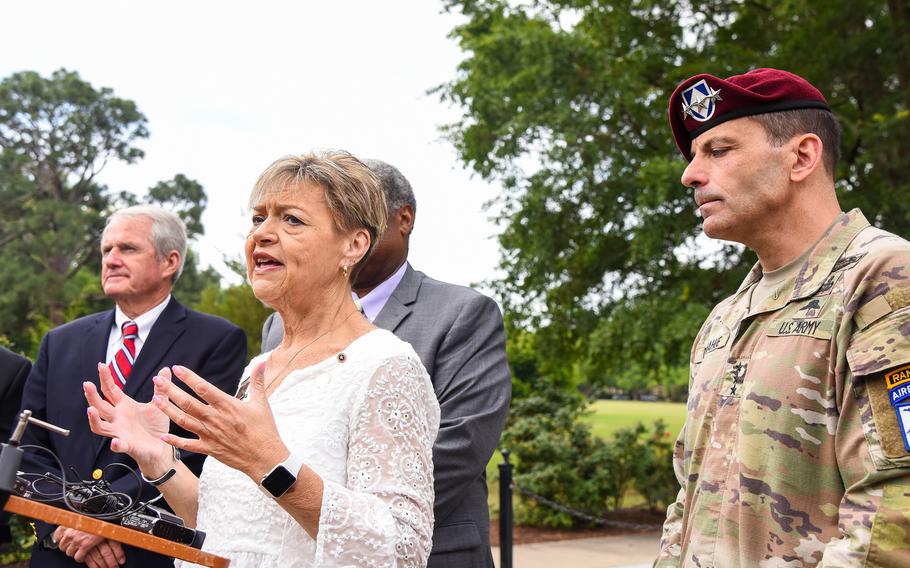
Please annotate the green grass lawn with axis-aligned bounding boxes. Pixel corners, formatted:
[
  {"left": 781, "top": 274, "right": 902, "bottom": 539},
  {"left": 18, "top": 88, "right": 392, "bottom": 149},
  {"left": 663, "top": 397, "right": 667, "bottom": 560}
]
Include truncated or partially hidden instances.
[
  {"left": 486, "top": 399, "right": 687, "bottom": 511},
  {"left": 582, "top": 399, "right": 687, "bottom": 441}
]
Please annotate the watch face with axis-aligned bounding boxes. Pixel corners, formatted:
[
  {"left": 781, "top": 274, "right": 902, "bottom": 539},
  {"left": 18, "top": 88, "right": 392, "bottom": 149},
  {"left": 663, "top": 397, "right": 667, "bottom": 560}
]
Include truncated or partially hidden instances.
[{"left": 262, "top": 465, "right": 296, "bottom": 498}]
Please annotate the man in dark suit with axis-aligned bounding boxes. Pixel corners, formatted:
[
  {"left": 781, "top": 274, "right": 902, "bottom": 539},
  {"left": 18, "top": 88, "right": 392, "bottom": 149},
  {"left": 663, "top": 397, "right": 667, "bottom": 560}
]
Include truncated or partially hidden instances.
[
  {"left": 0, "top": 346, "right": 30, "bottom": 442},
  {"left": 0, "top": 346, "right": 30, "bottom": 545},
  {"left": 19, "top": 205, "right": 246, "bottom": 568},
  {"left": 262, "top": 160, "right": 511, "bottom": 568}
]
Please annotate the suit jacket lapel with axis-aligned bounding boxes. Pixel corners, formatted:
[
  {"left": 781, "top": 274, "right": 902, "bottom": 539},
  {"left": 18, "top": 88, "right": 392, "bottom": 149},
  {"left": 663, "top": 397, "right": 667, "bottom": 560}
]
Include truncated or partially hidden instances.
[
  {"left": 87, "top": 310, "right": 116, "bottom": 460},
  {"left": 123, "top": 297, "right": 186, "bottom": 400},
  {"left": 82, "top": 310, "right": 114, "bottom": 402},
  {"left": 373, "top": 265, "right": 422, "bottom": 332},
  {"left": 83, "top": 311, "right": 114, "bottom": 384}
]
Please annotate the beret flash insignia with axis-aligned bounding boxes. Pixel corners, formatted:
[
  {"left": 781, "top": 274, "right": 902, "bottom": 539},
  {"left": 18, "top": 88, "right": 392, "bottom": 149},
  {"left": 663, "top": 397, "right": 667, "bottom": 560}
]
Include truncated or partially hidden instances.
[{"left": 681, "top": 79, "right": 722, "bottom": 122}]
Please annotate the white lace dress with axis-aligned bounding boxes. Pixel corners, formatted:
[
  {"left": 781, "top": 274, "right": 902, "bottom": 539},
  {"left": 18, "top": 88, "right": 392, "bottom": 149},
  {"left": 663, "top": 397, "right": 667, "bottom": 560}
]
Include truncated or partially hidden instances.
[{"left": 184, "top": 329, "right": 440, "bottom": 568}]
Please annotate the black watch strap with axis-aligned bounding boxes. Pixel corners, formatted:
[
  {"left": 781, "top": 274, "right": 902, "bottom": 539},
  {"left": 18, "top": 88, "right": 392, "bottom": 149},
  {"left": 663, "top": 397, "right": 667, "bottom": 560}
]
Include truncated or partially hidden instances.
[{"left": 141, "top": 445, "right": 181, "bottom": 487}]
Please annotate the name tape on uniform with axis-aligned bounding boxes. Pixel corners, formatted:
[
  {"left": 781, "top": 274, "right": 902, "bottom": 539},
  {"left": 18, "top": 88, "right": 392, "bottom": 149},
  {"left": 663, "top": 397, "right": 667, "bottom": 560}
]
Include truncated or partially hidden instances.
[{"left": 767, "top": 318, "right": 834, "bottom": 339}]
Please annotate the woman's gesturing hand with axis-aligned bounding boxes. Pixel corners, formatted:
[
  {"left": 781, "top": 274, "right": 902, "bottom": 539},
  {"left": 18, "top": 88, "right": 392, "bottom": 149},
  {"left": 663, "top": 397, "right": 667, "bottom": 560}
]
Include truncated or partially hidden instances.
[
  {"left": 84, "top": 363, "right": 173, "bottom": 471},
  {"left": 152, "top": 362, "right": 288, "bottom": 480}
]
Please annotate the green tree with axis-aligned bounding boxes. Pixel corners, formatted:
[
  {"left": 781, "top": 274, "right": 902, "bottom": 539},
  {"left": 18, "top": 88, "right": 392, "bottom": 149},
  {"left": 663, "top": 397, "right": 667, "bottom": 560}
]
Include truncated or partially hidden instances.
[
  {"left": 120, "top": 173, "right": 208, "bottom": 239},
  {"left": 173, "top": 249, "right": 223, "bottom": 308},
  {"left": 190, "top": 255, "right": 270, "bottom": 358},
  {"left": 193, "top": 282, "right": 271, "bottom": 358},
  {"left": 0, "top": 69, "right": 147, "bottom": 350},
  {"left": 0, "top": 69, "right": 215, "bottom": 353},
  {"left": 438, "top": 0, "right": 910, "bottom": 393}
]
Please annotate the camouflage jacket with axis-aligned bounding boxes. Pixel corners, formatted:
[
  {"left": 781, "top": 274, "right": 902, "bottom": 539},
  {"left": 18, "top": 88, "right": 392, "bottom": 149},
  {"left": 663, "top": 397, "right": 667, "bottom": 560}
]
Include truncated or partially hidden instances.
[{"left": 656, "top": 209, "right": 910, "bottom": 567}]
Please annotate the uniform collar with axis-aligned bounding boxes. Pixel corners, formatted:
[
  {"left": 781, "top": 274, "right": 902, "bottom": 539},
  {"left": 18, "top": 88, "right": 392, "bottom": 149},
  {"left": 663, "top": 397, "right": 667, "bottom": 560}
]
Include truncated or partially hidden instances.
[
  {"left": 736, "top": 209, "right": 870, "bottom": 313},
  {"left": 792, "top": 209, "right": 870, "bottom": 299}
]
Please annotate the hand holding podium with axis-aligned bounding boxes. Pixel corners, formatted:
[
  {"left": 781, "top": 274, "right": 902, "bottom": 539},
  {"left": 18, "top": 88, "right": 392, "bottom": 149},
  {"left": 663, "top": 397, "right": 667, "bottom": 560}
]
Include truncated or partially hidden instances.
[{"left": 0, "top": 410, "right": 230, "bottom": 567}]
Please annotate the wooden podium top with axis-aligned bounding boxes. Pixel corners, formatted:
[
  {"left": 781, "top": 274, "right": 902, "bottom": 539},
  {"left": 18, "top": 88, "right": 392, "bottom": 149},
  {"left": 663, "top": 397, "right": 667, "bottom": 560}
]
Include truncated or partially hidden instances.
[{"left": 4, "top": 494, "right": 229, "bottom": 567}]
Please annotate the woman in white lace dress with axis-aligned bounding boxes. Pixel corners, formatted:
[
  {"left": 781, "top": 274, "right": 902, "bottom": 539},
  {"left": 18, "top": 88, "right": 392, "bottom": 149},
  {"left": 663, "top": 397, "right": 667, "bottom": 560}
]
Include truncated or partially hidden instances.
[{"left": 83, "top": 151, "right": 440, "bottom": 567}]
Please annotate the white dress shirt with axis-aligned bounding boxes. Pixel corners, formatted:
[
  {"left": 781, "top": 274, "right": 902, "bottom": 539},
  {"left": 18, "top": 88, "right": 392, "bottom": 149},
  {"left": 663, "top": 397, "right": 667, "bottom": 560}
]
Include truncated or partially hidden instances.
[
  {"left": 355, "top": 261, "right": 409, "bottom": 323},
  {"left": 105, "top": 295, "right": 171, "bottom": 364}
]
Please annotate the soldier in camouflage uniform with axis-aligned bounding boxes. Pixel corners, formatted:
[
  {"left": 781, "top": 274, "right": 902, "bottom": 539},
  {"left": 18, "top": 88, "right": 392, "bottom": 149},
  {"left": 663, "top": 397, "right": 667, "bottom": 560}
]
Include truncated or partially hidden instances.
[{"left": 656, "top": 68, "right": 910, "bottom": 566}]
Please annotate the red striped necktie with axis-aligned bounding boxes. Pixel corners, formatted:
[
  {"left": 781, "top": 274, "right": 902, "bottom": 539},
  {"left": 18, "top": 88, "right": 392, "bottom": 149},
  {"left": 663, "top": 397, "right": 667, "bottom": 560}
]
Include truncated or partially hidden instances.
[{"left": 109, "top": 321, "right": 139, "bottom": 389}]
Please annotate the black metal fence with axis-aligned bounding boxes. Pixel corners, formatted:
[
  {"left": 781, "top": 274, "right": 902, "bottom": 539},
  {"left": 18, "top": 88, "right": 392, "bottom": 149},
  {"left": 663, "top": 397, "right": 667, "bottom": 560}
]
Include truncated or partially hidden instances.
[
  {"left": 498, "top": 450, "right": 513, "bottom": 568},
  {"left": 497, "top": 449, "right": 662, "bottom": 568}
]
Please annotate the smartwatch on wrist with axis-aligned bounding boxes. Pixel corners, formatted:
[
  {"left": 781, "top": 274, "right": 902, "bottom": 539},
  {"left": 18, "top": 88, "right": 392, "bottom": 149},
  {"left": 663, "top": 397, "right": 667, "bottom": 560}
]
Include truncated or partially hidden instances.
[{"left": 259, "top": 452, "right": 305, "bottom": 499}]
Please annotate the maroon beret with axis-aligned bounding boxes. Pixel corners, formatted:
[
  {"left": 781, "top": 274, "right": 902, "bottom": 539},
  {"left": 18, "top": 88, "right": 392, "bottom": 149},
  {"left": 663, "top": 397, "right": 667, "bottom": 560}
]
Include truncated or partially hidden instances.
[{"left": 668, "top": 68, "right": 831, "bottom": 160}]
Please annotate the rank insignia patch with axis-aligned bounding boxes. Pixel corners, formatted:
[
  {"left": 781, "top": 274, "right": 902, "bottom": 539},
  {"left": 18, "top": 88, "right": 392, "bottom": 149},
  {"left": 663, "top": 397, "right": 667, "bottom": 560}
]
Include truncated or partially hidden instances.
[
  {"left": 720, "top": 360, "right": 748, "bottom": 400},
  {"left": 681, "top": 80, "right": 722, "bottom": 122}
]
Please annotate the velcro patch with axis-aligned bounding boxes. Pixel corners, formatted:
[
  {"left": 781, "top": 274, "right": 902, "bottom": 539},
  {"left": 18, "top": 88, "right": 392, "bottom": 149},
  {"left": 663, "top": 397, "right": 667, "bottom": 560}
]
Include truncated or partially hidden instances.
[
  {"left": 886, "top": 288, "right": 910, "bottom": 311},
  {"left": 855, "top": 295, "right": 893, "bottom": 331}
]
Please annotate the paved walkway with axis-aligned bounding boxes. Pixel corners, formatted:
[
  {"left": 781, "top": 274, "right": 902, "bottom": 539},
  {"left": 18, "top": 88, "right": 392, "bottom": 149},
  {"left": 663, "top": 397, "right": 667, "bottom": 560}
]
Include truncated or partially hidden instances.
[{"left": 491, "top": 532, "right": 660, "bottom": 568}]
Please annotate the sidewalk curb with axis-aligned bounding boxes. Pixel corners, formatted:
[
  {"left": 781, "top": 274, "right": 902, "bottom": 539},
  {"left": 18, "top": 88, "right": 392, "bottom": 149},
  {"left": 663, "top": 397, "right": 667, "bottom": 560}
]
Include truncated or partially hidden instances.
[{"left": 491, "top": 531, "right": 659, "bottom": 568}]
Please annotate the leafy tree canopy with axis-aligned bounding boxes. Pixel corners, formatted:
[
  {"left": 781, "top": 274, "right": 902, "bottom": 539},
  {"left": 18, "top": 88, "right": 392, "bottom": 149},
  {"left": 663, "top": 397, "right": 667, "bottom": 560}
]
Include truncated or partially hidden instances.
[
  {"left": 439, "top": 0, "right": 910, "bottom": 393},
  {"left": 0, "top": 69, "right": 214, "bottom": 354}
]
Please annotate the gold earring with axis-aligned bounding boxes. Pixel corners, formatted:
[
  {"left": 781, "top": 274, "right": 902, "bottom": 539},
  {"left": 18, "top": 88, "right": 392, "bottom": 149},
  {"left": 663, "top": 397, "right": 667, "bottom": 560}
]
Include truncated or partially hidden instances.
[{"left": 342, "top": 265, "right": 349, "bottom": 277}]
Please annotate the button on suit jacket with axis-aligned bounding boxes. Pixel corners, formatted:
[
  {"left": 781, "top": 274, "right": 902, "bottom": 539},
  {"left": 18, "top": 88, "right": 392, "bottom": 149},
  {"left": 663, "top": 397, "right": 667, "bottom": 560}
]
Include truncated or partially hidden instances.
[
  {"left": 19, "top": 297, "right": 247, "bottom": 568},
  {"left": 262, "top": 265, "right": 511, "bottom": 568}
]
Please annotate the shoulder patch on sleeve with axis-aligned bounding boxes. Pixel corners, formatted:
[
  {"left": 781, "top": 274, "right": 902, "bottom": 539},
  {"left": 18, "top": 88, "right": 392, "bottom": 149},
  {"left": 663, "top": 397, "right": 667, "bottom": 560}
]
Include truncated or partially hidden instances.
[
  {"left": 866, "top": 375, "right": 910, "bottom": 459},
  {"left": 866, "top": 363, "right": 910, "bottom": 460}
]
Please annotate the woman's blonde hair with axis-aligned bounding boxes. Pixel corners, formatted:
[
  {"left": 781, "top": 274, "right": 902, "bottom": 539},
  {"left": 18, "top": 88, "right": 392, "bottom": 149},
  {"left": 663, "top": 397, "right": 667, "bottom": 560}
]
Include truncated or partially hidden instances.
[{"left": 249, "top": 150, "right": 388, "bottom": 265}]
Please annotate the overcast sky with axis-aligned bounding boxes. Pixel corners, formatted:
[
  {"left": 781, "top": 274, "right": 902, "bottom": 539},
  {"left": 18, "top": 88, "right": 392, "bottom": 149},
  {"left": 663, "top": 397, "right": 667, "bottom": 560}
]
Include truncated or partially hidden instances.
[{"left": 0, "top": 1, "right": 503, "bottom": 290}]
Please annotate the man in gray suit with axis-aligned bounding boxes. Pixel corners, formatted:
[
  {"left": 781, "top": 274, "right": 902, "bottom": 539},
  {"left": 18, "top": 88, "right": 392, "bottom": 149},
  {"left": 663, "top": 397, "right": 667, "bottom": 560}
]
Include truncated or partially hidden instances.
[{"left": 262, "top": 159, "right": 511, "bottom": 568}]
